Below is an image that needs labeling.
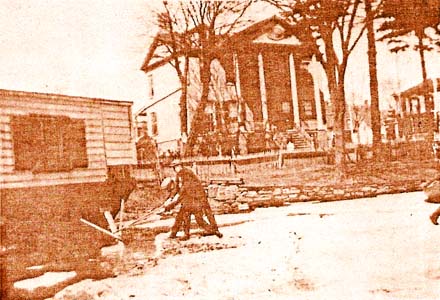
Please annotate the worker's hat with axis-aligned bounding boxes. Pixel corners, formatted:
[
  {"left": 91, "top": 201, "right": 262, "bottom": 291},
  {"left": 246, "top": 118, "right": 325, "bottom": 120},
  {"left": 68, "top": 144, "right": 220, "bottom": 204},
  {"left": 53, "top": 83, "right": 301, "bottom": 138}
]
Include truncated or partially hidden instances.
[
  {"left": 160, "top": 177, "right": 175, "bottom": 189},
  {"left": 170, "top": 159, "right": 182, "bottom": 167}
]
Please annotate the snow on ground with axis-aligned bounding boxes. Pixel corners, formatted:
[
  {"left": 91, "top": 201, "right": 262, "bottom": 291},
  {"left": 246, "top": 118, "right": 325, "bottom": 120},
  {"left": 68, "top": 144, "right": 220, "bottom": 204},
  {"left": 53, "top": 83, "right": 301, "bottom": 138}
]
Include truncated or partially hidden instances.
[
  {"left": 14, "top": 272, "right": 77, "bottom": 291},
  {"left": 49, "top": 192, "right": 440, "bottom": 300}
]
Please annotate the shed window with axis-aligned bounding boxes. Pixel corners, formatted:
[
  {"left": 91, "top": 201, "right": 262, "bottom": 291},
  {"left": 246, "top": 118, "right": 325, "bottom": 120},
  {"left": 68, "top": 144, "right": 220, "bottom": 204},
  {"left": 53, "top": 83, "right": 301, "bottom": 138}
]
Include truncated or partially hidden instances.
[
  {"left": 148, "top": 74, "right": 154, "bottom": 99},
  {"left": 151, "top": 112, "right": 158, "bottom": 136},
  {"left": 11, "top": 114, "right": 88, "bottom": 172}
]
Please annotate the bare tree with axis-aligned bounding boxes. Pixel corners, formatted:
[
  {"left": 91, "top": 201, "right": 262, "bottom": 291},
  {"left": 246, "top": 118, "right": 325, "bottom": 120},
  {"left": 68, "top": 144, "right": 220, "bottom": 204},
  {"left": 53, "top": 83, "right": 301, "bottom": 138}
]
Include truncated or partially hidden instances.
[
  {"left": 152, "top": 0, "right": 253, "bottom": 152},
  {"left": 265, "top": 0, "right": 369, "bottom": 173}
]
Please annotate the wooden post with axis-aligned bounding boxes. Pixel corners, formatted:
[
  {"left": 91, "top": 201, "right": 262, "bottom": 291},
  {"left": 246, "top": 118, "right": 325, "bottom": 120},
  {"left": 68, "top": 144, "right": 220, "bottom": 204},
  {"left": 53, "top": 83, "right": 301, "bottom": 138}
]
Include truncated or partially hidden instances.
[
  {"left": 104, "top": 211, "right": 118, "bottom": 234},
  {"left": 119, "top": 199, "right": 125, "bottom": 231}
]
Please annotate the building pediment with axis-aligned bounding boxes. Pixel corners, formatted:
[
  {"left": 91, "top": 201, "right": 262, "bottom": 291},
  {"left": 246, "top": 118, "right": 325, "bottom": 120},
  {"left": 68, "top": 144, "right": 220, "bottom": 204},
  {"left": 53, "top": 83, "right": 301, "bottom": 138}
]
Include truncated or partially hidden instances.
[
  {"left": 253, "top": 28, "right": 301, "bottom": 46},
  {"left": 230, "top": 16, "right": 301, "bottom": 47}
]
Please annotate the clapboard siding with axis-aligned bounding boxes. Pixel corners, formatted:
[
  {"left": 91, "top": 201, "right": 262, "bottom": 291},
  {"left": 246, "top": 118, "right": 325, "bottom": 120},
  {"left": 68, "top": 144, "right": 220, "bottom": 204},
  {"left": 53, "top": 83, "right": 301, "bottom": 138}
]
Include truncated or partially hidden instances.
[
  {"left": 103, "top": 126, "right": 131, "bottom": 136},
  {"left": 106, "top": 157, "right": 136, "bottom": 166},
  {"left": 101, "top": 103, "right": 136, "bottom": 166},
  {"left": 0, "top": 90, "right": 135, "bottom": 189}
]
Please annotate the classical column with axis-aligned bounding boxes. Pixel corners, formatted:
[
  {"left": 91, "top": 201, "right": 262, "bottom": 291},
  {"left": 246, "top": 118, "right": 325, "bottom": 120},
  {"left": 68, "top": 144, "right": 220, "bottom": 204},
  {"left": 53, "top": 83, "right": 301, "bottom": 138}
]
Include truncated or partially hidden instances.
[
  {"left": 258, "top": 52, "right": 269, "bottom": 125},
  {"left": 434, "top": 78, "right": 439, "bottom": 112},
  {"left": 289, "top": 53, "right": 300, "bottom": 127},
  {"left": 233, "top": 52, "right": 243, "bottom": 123},
  {"left": 308, "top": 56, "right": 324, "bottom": 129},
  {"left": 419, "top": 95, "right": 426, "bottom": 113},
  {"left": 233, "top": 53, "right": 242, "bottom": 98}
]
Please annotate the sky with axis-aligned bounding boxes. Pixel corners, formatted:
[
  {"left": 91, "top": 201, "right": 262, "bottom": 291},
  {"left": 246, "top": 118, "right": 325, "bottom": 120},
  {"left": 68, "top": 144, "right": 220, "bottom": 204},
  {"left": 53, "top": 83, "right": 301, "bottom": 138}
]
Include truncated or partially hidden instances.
[{"left": 0, "top": 0, "right": 439, "bottom": 112}]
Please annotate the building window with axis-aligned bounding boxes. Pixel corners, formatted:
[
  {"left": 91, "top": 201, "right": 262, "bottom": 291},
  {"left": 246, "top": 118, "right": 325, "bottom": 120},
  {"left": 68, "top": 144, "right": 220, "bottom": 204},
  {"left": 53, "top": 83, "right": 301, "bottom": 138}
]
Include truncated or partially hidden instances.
[
  {"left": 151, "top": 112, "right": 158, "bottom": 136},
  {"left": 11, "top": 114, "right": 88, "bottom": 172},
  {"left": 281, "top": 102, "right": 290, "bottom": 113},
  {"left": 148, "top": 74, "right": 154, "bottom": 99},
  {"left": 303, "top": 100, "right": 315, "bottom": 118}
]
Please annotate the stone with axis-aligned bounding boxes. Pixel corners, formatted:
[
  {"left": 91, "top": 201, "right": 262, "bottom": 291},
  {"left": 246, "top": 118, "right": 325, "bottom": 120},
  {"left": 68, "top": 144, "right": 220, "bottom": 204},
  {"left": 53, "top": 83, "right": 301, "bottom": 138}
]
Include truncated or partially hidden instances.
[
  {"left": 245, "top": 191, "right": 259, "bottom": 198},
  {"left": 333, "top": 189, "right": 345, "bottom": 196},
  {"left": 273, "top": 188, "right": 283, "bottom": 196},
  {"left": 216, "top": 186, "right": 237, "bottom": 201},
  {"left": 299, "top": 195, "right": 309, "bottom": 201},
  {"left": 207, "top": 184, "right": 219, "bottom": 198},
  {"left": 258, "top": 189, "right": 273, "bottom": 195},
  {"left": 238, "top": 203, "right": 250, "bottom": 211}
]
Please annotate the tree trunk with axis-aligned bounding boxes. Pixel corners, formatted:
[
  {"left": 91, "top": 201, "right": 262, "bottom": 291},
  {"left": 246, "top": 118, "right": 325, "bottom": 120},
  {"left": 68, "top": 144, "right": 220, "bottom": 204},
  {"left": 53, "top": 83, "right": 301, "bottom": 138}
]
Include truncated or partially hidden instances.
[
  {"left": 333, "top": 84, "right": 346, "bottom": 172},
  {"left": 324, "top": 34, "right": 346, "bottom": 173},
  {"left": 179, "top": 57, "right": 189, "bottom": 137},
  {"left": 365, "top": 0, "right": 382, "bottom": 158},
  {"left": 416, "top": 28, "right": 434, "bottom": 142}
]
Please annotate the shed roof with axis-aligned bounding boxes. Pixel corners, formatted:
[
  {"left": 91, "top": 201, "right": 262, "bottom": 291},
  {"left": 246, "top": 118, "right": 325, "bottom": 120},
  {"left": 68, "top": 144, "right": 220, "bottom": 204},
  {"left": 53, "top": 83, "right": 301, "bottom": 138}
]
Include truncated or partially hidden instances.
[{"left": 0, "top": 89, "right": 133, "bottom": 107}]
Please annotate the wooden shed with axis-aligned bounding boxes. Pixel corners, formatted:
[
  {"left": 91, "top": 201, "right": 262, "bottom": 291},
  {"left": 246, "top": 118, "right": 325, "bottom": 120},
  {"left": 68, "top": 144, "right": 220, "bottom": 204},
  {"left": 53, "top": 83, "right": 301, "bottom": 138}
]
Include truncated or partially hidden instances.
[
  {"left": 0, "top": 89, "right": 137, "bottom": 296},
  {"left": 0, "top": 89, "right": 136, "bottom": 187}
]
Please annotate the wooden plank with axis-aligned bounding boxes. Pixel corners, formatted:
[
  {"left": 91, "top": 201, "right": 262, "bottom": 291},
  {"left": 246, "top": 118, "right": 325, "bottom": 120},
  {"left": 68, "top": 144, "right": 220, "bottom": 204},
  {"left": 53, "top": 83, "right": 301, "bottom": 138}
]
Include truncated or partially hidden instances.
[
  {"left": 104, "top": 211, "right": 119, "bottom": 234},
  {"left": 0, "top": 155, "right": 14, "bottom": 165},
  {"left": 103, "top": 126, "right": 131, "bottom": 136},
  {"left": 105, "top": 149, "right": 136, "bottom": 159},
  {"left": 80, "top": 218, "right": 122, "bottom": 241},
  {"left": 0, "top": 174, "right": 106, "bottom": 189},
  {"left": 86, "top": 140, "right": 106, "bottom": 149},
  {"left": 101, "top": 111, "right": 129, "bottom": 120},
  {"left": 99, "top": 104, "right": 130, "bottom": 113},
  {"left": 87, "top": 119, "right": 130, "bottom": 128},
  {"left": 0, "top": 115, "right": 10, "bottom": 123},
  {"left": 86, "top": 126, "right": 104, "bottom": 134},
  {"left": 119, "top": 199, "right": 125, "bottom": 231},
  {"left": 0, "top": 92, "right": 107, "bottom": 108},
  {"left": 106, "top": 157, "right": 136, "bottom": 166},
  {"left": 0, "top": 165, "right": 14, "bottom": 174},
  {"left": 0, "top": 97, "right": 102, "bottom": 113},
  {"left": 1, "top": 140, "right": 13, "bottom": 150},
  {"left": 103, "top": 135, "right": 131, "bottom": 143},
  {"left": 0, "top": 107, "right": 101, "bottom": 120},
  {"left": 102, "top": 142, "right": 133, "bottom": 151},
  {"left": 87, "top": 160, "right": 107, "bottom": 169},
  {"left": 86, "top": 147, "right": 106, "bottom": 156}
]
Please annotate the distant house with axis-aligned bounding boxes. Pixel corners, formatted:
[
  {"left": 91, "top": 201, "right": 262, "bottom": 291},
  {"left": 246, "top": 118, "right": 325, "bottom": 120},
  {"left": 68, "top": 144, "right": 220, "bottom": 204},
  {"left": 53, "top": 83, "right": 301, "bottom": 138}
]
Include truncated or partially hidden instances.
[
  {"left": 392, "top": 78, "right": 440, "bottom": 140},
  {"left": 138, "top": 16, "right": 329, "bottom": 155}
]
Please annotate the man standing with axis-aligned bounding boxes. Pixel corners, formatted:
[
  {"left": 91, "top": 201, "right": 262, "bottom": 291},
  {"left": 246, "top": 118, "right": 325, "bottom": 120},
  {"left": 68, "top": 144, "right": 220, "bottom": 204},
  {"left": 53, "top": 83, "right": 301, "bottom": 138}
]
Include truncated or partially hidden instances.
[{"left": 164, "top": 159, "right": 223, "bottom": 240}]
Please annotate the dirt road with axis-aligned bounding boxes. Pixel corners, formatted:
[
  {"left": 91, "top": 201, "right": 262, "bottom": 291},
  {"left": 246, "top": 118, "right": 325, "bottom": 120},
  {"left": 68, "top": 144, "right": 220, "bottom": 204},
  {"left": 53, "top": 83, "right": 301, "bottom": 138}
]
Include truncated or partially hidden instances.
[{"left": 49, "top": 191, "right": 440, "bottom": 300}]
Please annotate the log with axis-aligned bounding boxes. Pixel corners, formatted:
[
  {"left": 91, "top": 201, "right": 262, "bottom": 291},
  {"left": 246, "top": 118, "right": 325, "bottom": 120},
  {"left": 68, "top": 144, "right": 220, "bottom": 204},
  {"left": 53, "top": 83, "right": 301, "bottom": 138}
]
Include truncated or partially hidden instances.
[
  {"left": 80, "top": 218, "right": 122, "bottom": 241},
  {"left": 104, "top": 211, "right": 118, "bottom": 234}
]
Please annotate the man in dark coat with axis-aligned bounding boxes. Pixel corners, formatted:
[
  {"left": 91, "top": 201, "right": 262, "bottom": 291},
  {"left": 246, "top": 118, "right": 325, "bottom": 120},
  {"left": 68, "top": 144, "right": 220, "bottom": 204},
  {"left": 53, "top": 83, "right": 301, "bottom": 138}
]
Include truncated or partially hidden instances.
[
  {"left": 430, "top": 207, "right": 440, "bottom": 225},
  {"left": 164, "top": 159, "right": 222, "bottom": 240}
]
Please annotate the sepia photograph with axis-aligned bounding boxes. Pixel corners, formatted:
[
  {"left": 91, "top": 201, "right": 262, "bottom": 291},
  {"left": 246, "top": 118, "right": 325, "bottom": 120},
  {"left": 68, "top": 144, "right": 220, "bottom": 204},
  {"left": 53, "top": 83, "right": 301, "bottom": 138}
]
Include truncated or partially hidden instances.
[{"left": 1, "top": 0, "right": 440, "bottom": 299}]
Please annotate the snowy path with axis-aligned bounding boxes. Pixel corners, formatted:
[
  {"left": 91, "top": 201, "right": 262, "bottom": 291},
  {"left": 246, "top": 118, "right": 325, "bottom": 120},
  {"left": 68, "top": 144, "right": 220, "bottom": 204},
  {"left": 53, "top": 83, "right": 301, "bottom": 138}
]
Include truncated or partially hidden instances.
[{"left": 50, "top": 192, "right": 440, "bottom": 300}]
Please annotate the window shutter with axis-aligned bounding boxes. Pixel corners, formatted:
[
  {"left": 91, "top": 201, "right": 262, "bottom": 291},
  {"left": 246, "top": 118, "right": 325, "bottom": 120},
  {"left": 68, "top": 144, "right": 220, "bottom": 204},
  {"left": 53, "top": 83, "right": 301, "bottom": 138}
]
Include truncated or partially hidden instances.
[
  {"left": 11, "top": 115, "right": 41, "bottom": 171},
  {"left": 65, "top": 119, "right": 88, "bottom": 168}
]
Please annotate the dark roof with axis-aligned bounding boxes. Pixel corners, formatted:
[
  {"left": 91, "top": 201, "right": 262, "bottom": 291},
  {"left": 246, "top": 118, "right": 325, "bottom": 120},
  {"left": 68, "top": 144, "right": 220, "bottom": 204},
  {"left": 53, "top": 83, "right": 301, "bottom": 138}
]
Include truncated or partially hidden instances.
[
  {"left": 399, "top": 78, "right": 440, "bottom": 98},
  {"left": 140, "top": 15, "right": 303, "bottom": 73}
]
